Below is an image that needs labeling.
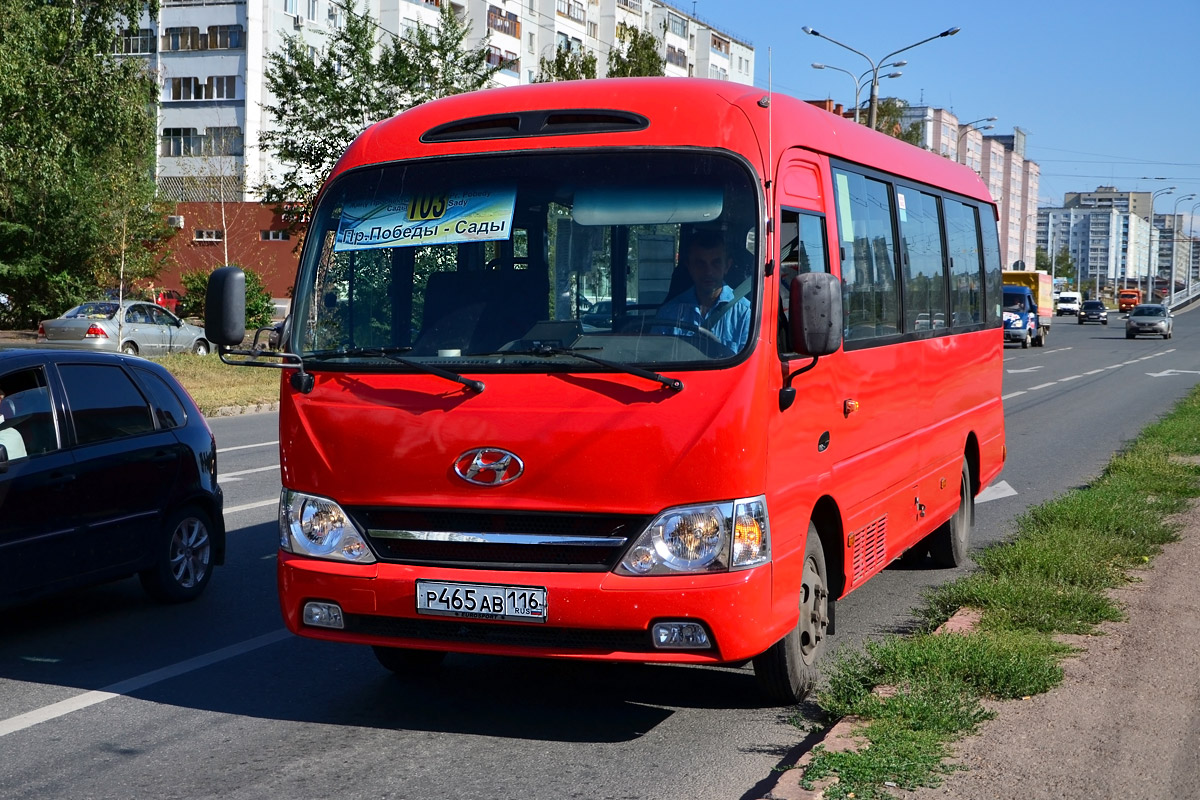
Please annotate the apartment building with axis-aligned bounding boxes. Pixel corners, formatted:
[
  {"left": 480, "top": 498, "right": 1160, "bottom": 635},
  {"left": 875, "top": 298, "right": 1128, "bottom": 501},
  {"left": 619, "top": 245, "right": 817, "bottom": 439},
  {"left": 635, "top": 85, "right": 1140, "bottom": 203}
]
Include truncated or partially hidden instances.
[
  {"left": 1062, "top": 186, "right": 1191, "bottom": 289},
  {"left": 118, "top": 0, "right": 753, "bottom": 294},
  {"left": 902, "top": 107, "right": 1039, "bottom": 272},
  {"left": 1036, "top": 206, "right": 1155, "bottom": 291}
]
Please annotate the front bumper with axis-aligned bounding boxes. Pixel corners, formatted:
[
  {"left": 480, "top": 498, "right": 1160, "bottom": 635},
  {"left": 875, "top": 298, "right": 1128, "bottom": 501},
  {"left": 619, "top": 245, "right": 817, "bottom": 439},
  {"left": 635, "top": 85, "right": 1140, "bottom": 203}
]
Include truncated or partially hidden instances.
[{"left": 277, "top": 552, "right": 787, "bottom": 663}]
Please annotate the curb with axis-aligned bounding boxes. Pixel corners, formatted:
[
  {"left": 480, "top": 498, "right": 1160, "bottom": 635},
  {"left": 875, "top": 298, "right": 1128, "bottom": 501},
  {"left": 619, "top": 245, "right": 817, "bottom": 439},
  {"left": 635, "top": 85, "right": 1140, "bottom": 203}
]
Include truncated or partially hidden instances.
[
  {"left": 207, "top": 402, "right": 281, "bottom": 417},
  {"left": 766, "top": 608, "right": 983, "bottom": 800}
]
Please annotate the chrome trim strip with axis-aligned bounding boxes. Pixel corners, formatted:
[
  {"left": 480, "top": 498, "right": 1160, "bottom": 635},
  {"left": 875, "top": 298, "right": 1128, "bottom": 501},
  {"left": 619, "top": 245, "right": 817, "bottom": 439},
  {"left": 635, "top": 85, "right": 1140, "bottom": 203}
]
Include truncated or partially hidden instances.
[{"left": 367, "top": 529, "right": 627, "bottom": 547}]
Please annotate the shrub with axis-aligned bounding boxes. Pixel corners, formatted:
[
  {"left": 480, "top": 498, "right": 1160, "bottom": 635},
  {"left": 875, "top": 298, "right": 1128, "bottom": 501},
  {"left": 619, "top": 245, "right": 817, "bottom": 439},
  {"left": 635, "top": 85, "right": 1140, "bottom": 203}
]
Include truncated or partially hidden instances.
[{"left": 179, "top": 266, "right": 274, "bottom": 328}]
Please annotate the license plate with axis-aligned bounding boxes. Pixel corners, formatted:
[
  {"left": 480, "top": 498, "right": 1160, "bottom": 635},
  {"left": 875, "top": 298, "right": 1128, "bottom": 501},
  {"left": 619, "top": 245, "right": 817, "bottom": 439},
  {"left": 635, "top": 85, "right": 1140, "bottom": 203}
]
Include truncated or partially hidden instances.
[{"left": 415, "top": 580, "right": 547, "bottom": 623}]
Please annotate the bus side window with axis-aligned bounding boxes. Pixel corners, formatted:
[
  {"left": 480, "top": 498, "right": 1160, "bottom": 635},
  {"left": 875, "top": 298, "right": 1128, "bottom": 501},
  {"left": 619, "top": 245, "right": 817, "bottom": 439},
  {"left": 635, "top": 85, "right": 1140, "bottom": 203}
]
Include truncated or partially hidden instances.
[
  {"left": 778, "top": 209, "right": 830, "bottom": 353},
  {"left": 833, "top": 169, "right": 900, "bottom": 341}
]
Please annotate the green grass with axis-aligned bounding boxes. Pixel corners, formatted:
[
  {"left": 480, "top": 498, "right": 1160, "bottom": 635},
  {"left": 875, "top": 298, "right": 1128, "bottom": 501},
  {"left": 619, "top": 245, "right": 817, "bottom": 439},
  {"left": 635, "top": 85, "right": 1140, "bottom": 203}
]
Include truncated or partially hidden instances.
[
  {"left": 796, "top": 387, "right": 1200, "bottom": 798},
  {"left": 153, "top": 352, "right": 281, "bottom": 415}
]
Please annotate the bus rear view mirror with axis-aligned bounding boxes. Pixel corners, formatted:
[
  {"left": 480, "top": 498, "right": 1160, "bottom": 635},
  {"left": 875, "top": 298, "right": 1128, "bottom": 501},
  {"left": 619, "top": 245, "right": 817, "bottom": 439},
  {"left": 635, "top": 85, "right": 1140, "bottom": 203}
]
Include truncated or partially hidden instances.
[
  {"left": 205, "top": 266, "right": 247, "bottom": 347},
  {"left": 790, "top": 272, "right": 843, "bottom": 357}
]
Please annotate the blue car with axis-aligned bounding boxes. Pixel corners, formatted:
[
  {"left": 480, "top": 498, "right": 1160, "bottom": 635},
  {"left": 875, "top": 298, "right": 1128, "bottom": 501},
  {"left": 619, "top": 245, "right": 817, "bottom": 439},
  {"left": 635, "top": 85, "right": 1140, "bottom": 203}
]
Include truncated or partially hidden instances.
[{"left": 0, "top": 347, "right": 224, "bottom": 606}]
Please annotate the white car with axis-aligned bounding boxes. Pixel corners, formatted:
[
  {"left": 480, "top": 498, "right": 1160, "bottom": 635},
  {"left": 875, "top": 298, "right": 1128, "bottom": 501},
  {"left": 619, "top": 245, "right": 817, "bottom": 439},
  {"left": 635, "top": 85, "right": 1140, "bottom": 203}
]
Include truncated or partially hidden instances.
[{"left": 1056, "top": 291, "right": 1082, "bottom": 316}]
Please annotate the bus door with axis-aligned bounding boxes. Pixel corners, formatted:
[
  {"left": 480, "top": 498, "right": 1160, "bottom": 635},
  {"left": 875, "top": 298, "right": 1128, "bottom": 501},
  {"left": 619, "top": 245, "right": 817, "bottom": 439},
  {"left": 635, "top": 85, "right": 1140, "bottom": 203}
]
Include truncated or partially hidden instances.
[
  {"left": 767, "top": 152, "right": 842, "bottom": 570},
  {"left": 827, "top": 165, "right": 928, "bottom": 589}
]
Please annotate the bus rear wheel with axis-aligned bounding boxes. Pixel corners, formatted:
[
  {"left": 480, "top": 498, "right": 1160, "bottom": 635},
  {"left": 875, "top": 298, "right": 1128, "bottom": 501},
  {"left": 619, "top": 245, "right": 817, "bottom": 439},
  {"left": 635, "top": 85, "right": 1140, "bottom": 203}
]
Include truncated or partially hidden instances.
[
  {"left": 752, "top": 524, "right": 829, "bottom": 704},
  {"left": 929, "top": 458, "right": 973, "bottom": 568}
]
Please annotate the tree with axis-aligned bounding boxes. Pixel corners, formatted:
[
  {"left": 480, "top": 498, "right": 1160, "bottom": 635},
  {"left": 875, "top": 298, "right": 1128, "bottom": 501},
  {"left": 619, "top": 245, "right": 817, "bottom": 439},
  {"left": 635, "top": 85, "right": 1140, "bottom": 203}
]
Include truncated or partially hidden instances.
[
  {"left": 259, "top": 2, "right": 504, "bottom": 239},
  {"left": 534, "top": 47, "right": 597, "bottom": 82},
  {"left": 0, "top": 0, "right": 170, "bottom": 328},
  {"left": 606, "top": 22, "right": 665, "bottom": 77},
  {"left": 873, "top": 98, "right": 923, "bottom": 145}
]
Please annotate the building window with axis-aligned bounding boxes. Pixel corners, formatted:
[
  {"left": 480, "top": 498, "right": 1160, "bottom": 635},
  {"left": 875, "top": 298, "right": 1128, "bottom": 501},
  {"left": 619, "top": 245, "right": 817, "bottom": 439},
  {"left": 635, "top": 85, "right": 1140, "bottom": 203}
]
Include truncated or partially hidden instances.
[
  {"left": 207, "top": 127, "right": 244, "bottom": 156},
  {"left": 555, "top": 0, "right": 585, "bottom": 22},
  {"left": 710, "top": 34, "right": 729, "bottom": 55},
  {"left": 194, "top": 229, "right": 224, "bottom": 241},
  {"left": 488, "top": 5, "right": 520, "bottom": 37},
  {"left": 283, "top": 0, "right": 297, "bottom": 14},
  {"left": 208, "top": 25, "right": 243, "bottom": 49},
  {"left": 162, "top": 27, "right": 200, "bottom": 51},
  {"left": 261, "top": 230, "right": 291, "bottom": 241},
  {"left": 307, "top": 0, "right": 318, "bottom": 19},
  {"left": 666, "top": 45, "right": 687, "bottom": 68},
  {"left": 117, "top": 28, "right": 155, "bottom": 54},
  {"left": 168, "top": 77, "right": 200, "bottom": 101},
  {"left": 668, "top": 13, "right": 687, "bottom": 37},
  {"left": 616, "top": 0, "right": 641, "bottom": 11},
  {"left": 587, "top": 21, "right": 597, "bottom": 38},
  {"left": 708, "top": 65, "right": 727, "bottom": 80}
]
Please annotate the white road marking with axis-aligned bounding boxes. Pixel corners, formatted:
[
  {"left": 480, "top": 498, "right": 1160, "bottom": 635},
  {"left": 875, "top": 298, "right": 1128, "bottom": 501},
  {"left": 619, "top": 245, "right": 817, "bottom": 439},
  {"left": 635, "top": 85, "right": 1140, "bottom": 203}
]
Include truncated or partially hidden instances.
[
  {"left": 1028, "top": 382, "right": 1057, "bottom": 391},
  {"left": 0, "top": 631, "right": 291, "bottom": 738},
  {"left": 977, "top": 480, "right": 1017, "bottom": 503},
  {"left": 217, "top": 441, "right": 279, "bottom": 454},
  {"left": 224, "top": 499, "right": 278, "bottom": 515},
  {"left": 221, "top": 465, "right": 280, "bottom": 481}
]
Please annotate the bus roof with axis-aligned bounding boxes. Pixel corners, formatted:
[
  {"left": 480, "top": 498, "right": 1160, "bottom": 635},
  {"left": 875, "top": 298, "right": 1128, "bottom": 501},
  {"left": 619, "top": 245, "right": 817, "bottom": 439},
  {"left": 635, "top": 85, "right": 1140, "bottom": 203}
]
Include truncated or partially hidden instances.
[{"left": 329, "top": 77, "right": 993, "bottom": 207}]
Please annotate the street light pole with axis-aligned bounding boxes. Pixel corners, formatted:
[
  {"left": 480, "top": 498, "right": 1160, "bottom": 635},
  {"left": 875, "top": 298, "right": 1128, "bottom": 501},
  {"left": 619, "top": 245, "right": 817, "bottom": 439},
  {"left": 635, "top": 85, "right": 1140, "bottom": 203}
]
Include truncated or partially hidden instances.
[
  {"left": 802, "top": 25, "right": 960, "bottom": 130},
  {"left": 1167, "top": 193, "right": 1195, "bottom": 305},
  {"left": 810, "top": 63, "right": 903, "bottom": 124},
  {"left": 1145, "top": 187, "right": 1175, "bottom": 303}
]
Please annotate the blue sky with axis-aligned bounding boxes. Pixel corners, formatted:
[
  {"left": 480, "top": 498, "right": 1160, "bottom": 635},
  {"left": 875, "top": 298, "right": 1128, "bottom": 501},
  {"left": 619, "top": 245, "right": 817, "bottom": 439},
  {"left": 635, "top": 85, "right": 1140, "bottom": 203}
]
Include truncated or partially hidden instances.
[{"left": 701, "top": 0, "right": 1200, "bottom": 224}]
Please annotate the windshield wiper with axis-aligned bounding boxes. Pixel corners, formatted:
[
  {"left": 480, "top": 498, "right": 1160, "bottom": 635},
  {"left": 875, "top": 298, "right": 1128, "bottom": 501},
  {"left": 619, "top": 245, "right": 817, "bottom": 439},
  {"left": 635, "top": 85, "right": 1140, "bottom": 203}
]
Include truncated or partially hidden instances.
[
  {"left": 484, "top": 344, "right": 683, "bottom": 392},
  {"left": 306, "top": 346, "right": 484, "bottom": 394}
]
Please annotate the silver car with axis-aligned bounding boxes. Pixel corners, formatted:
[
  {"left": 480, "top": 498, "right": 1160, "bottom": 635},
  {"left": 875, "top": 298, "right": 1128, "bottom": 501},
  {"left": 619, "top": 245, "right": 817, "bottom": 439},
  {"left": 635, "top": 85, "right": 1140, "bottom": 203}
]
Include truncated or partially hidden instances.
[
  {"left": 37, "top": 300, "right": 212, "bottom": 356},
  {"left": 1125, "top": 304, "right": 1173, "bottom": 340}
]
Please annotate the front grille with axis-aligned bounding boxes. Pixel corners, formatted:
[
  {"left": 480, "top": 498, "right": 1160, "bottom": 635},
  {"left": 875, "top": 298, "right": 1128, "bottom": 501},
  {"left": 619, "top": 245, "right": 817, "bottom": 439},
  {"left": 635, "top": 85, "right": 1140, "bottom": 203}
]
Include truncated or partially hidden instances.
[
  {"left": 351, "top": 508, "right": 650, "bottom": 571},
  {"left": 344, "top": 613, "right": 655, "bottom": 652}
]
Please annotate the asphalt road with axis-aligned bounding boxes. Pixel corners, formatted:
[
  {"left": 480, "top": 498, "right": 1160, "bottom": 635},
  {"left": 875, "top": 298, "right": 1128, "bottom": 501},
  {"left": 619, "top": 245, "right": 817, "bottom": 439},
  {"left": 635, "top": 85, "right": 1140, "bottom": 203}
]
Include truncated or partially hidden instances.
[{"left": 2, "top": 307, "right": 1198, "bottom": 800}]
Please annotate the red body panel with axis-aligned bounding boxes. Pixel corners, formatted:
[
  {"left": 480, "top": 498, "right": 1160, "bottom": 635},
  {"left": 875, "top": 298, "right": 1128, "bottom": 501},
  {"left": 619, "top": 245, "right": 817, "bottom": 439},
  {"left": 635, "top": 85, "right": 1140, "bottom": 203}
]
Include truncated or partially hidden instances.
[{"left": 274, "top": 78, "right": 1005, "bottom": 664}]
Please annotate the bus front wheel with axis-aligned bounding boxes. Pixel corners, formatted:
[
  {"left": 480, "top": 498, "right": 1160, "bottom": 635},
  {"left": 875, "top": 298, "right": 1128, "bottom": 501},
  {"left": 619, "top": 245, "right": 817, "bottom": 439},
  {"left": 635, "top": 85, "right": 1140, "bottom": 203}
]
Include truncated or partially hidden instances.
[{"left": 752, "top": 524, "right": 829, "bottom": 704}]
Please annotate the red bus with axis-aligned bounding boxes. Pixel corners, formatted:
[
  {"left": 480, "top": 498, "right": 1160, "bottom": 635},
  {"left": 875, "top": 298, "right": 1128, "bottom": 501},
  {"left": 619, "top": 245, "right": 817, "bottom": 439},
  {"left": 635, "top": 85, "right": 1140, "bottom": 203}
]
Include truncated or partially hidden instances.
[{"left": 207, "top": 78, "right": 1005, "bottom": 704}]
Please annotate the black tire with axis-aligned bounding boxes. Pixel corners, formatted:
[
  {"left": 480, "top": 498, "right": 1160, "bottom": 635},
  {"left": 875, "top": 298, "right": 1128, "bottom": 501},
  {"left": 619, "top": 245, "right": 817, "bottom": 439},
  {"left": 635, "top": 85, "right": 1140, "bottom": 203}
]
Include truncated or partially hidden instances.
[
  {"left": 373, "top": 645, "right": 446, "bottom": 675},
  {"left": 139, "top": 505, "right": 214, "bottom": 602},
  {"left": 191, "top": 339, "right": 210, "bottom": 356},
  {"left": 1126, "top": 332, "right": 1135, "bottom": 339},
  {"left": 1078, "top": 318, "right": 1083, "bottom": 325},
  {"left": 752, "top": 524, "right": 829, "bottom": 704},
  {"left": 1020, "top": 329, "right": 1029, "bottom": 349},
  {"left": 929, "top": 458, "right": 973, "bottom": 568},
  {"left": 121, "top": 341, "right": 139, "bottom": 356}
]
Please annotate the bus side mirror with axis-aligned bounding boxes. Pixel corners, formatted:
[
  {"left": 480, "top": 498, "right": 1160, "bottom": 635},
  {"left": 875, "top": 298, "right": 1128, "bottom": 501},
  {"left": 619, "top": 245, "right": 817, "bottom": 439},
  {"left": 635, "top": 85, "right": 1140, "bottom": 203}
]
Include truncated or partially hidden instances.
[
  {"left": 205, "top": 266, "right": 247, "bottom": 347},
  {"left": 789, "top": 272, "right": 843, "bottom": 357}
]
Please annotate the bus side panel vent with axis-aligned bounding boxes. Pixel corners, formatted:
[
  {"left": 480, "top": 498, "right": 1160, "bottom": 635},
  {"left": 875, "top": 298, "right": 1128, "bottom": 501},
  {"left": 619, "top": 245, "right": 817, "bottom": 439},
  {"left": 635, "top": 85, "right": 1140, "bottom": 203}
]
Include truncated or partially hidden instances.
[{"left": 850, "top": 515, "right": 888, "bottom": 585}]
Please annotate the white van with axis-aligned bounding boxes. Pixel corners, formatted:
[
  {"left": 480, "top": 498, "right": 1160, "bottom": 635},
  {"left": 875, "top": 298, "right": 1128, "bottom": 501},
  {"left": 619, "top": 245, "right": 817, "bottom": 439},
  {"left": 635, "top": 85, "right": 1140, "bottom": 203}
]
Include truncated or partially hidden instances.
[{"left": 1057, "top": 291, "right": 1082, "bottom": 316}]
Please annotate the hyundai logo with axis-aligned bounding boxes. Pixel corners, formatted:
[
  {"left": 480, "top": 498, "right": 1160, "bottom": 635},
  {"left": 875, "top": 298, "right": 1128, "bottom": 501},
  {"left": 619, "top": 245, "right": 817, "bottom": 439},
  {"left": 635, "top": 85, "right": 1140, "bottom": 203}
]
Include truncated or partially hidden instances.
[{"left": 454, "top": 448, "right": 524, "bottom": 487}]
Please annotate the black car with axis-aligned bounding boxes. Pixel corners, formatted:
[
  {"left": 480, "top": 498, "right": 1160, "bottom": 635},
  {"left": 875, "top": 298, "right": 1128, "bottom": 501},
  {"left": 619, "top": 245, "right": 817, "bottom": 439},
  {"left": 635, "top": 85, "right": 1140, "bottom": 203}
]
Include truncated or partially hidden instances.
[
  {"left": 0, "top": 347, "right": 224, "bottom": 606},
  {"left": 1078, "top": 300, "right": 1108, "bottom": 325}
]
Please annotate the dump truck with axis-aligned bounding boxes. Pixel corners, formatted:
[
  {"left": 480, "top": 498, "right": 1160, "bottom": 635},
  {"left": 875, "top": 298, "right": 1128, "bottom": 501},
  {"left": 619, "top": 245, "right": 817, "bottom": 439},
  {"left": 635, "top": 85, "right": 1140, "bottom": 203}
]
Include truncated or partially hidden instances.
[
  {"left": 1002, "top": 269, "right": 1053, "bottom": 348},
  {"left": 1117, "top": 288, "right": 1142, "bottom": 312}
]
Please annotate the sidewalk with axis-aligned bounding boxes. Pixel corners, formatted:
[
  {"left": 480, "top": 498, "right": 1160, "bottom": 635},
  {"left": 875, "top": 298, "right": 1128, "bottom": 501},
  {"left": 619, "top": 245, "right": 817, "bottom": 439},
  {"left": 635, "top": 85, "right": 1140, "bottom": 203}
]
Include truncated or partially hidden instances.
[{"left": 768, "top": 501, "right": 1200, "bottom": 800}]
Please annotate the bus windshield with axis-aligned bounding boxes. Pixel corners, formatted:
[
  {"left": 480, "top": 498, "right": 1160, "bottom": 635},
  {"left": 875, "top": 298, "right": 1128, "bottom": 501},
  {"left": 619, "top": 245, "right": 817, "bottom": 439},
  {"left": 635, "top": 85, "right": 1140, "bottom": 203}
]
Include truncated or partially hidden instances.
[{"left": 291, "top": 150, "right": 760, "bottom": 370}]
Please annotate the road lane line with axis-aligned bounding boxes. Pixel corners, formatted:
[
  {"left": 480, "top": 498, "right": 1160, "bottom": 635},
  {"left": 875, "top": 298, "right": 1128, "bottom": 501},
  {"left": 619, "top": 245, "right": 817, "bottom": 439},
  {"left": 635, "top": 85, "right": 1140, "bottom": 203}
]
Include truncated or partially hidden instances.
[
  {"left": 1002, "top": 391, "right": 1027, "bottom": 400},
  {"left": 225, "top": 498, "right": 278, "bottom": 514},
  {"left": 1028, "top": 382, "right": 1057, "bottom": 391},
  {"left": 217, "top": 441, "right": 279, "bottom": 454},
  {"left": 222, "top": 465, "right": 280, "bottom": 480},
  {"left": 977, "top": 480, "right": 1017, "bottom": 503},
  {"left": 0, "top": 631, "right": 290, "bottom": 738}
]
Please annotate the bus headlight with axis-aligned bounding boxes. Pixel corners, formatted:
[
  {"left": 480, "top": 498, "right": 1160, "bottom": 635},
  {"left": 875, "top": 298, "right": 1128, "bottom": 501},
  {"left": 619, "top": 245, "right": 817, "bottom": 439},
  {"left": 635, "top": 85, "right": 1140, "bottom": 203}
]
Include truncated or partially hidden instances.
[
  {"left": 280, "top": 489, "right": 376, "bottom": 563},
  {"left": 617, "top": 496, "right": 770, "bottom": 576}
]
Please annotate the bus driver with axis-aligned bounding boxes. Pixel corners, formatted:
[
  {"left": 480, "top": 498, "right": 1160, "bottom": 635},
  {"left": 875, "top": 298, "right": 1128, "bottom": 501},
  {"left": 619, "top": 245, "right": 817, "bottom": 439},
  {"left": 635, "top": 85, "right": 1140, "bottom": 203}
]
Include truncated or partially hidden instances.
[{"left": 654, "top": 228, "right": 751, "bottom": 353}]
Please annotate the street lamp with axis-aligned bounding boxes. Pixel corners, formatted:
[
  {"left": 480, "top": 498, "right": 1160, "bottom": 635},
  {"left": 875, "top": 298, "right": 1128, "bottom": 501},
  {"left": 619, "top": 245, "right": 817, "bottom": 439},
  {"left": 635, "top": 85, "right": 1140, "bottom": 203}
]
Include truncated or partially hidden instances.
[
  {"left": 1164, "top": 193, "right": 1196, "bottom": 304},
  {"left": 810, "top": 63, "right": 903, "bottom": 124},
  {"left": 1144, "top": 187, "right": 1175, "bottom": 301},
  {"left": 802, "top": 25, "right": 960, "bottom": 130},
  {"left": 956, "top": 117, "right": 995, "bottom": 163}
]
